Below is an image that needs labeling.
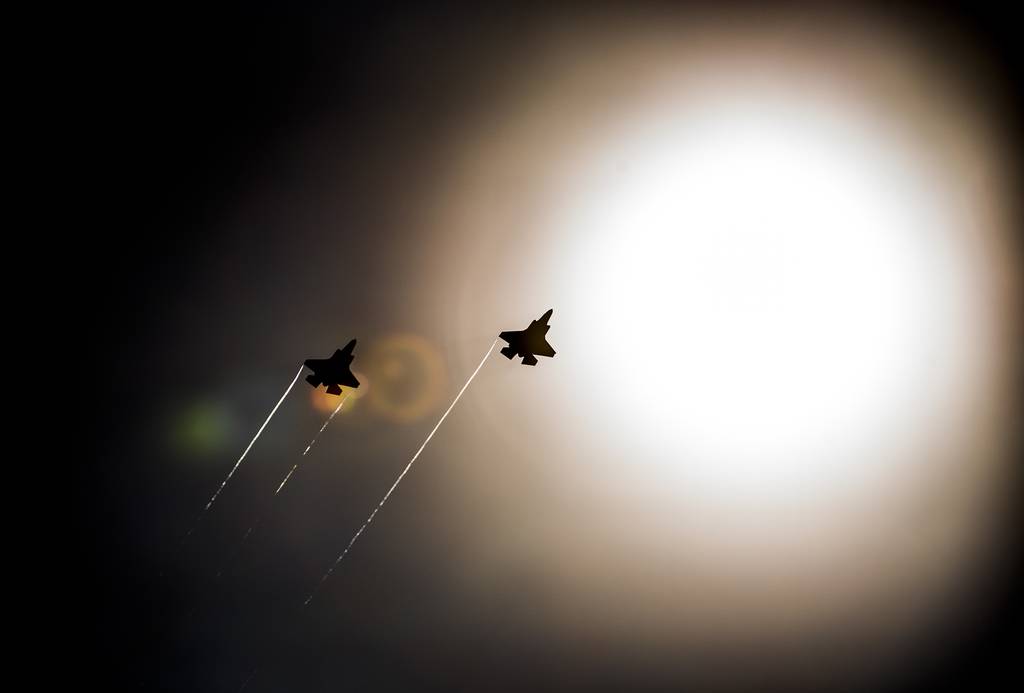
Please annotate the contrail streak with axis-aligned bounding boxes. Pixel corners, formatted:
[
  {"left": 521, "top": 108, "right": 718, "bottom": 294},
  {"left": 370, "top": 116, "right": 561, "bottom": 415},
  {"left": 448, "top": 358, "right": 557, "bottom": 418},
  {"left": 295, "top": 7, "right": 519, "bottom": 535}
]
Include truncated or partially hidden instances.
[
  {"left": 275, "top": 465, "right": 298, "bottom": 495},
  {"left": 303, "top": 394, "right": 349, "bottom": 456},
  {"left": 304, "top": 340, "right": 497, "bottom": 606},
  {"left": 215, "top": 393, "right": 348, "bottom": 575},
  {"left": 204, "top": 365, "right": 304, "bottom": 511},
  {"left": 271, "top": 394, "right": 349, "bottom": 498},
  {"left": 217, "top": 393, "right": 348, "bottom": 574},
  {"left": 189, "top": 365, "right": 304, "bottom": 535}
]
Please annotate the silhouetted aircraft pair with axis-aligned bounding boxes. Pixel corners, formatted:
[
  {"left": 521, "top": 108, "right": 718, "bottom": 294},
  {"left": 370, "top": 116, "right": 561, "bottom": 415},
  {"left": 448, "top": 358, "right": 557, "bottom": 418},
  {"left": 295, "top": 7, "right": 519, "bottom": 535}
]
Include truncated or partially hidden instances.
[{"left": 304, "top": 310, "right": 557, "bottom": 396}]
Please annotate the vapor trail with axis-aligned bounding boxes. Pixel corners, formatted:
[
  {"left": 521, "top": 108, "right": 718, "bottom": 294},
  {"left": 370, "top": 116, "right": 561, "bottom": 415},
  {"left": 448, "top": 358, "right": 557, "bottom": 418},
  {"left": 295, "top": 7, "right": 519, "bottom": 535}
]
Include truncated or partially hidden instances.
[
  {"left": 189, "top": 365, "right": 304, "bottom": 535},
  {"left": 266, "top": 393, "right": 350, "bottom": 499},
  {"left": 304, "top": 340, "right": 497, "bottom": 606},
  {"left": 214, "top": 393, "right": 348, "bottom": 576},
  {"left": 275, "top": 465, "right": 298, "bottom": 495},
  {"left": 303, "top": 394, "right": 349, "bottom": 456}
]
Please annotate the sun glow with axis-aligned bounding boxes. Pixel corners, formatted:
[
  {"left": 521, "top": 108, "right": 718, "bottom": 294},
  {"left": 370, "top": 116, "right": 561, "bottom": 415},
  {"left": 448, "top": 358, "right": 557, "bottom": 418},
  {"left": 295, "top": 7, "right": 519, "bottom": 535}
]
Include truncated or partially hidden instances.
[
  {"left": 554, "top": 86, "right": 983, "bottom": 505},
  {"left": 421, "top": 14, "right": 1015, "bottom": 685}
]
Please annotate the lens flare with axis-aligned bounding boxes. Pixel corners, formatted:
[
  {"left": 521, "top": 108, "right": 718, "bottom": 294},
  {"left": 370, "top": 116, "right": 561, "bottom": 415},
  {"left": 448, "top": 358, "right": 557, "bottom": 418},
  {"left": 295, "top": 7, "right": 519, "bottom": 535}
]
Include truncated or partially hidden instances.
[{"left": 365, "top": 334, "right": 447, "bottom": 423}]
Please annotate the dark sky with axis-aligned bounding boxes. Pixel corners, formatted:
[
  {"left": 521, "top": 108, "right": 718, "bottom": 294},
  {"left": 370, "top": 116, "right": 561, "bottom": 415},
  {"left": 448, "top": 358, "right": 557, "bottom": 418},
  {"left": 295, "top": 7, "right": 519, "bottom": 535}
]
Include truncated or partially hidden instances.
[{"left": 79, "top": 3, "right": 1020, "bottom": 692}]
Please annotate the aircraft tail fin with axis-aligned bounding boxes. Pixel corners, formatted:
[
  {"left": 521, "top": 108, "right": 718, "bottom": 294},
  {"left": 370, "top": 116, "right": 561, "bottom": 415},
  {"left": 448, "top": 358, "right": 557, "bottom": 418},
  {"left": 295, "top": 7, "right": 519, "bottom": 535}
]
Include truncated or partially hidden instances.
[
  {"left": 500, "top": 346, "right": 516, "bottom": 360},
  {"left": 522, "top": 354, "right": 538, "bottom": 366},
  {"left": 306, "top": 374, "right": 321, "bottom": 387},
  {"left": 326, "top": 384, "right": 342, "bottom": 395}
]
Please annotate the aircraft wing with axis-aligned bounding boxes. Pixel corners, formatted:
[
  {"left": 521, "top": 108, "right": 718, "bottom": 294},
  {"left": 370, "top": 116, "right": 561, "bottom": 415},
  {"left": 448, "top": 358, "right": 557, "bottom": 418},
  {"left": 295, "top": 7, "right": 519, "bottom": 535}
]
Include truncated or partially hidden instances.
[
  {"left": 498, "top": 330, "right": 520, "bottom": 343},
  {"left": 534, "top": 340, "right": 556, "bottom": 357},
  {"left": 338, "top": 340, "right": 357, "bottom": 363}
]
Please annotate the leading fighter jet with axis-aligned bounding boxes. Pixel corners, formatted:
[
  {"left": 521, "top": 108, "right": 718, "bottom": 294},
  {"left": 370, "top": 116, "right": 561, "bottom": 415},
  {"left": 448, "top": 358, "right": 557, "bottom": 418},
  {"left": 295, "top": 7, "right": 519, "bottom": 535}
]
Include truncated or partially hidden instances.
[
  {"left": 304, "top": 340, "right": 360, "bottom": 395},
  {"left": 499, "top": 309, "right": 556, "bottom": 366}
]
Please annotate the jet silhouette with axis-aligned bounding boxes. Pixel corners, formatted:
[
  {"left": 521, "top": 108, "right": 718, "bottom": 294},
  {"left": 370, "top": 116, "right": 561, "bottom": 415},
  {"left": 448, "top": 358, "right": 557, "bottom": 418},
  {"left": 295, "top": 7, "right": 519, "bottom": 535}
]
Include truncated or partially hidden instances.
[
  {"left": 499, "top": 309, "right": 556, "bottom": 366},
  {"left": 304, "top": 340, "right": 360, "bottom": 395}
]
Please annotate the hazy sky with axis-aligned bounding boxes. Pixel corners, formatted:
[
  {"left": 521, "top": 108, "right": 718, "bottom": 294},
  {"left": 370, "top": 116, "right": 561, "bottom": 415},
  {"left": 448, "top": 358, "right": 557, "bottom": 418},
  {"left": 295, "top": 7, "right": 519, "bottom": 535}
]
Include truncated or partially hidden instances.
[{"left": 85, "top": 5, "right": 1020, "bottom": 692}]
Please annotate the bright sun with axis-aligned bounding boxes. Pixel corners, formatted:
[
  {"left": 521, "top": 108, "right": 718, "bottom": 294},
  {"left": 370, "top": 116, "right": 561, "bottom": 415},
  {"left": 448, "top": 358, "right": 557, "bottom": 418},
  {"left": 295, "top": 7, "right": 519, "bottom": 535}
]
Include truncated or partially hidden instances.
[
  {"left": 555, "top": 86, "right": 976, "bottom": 505},
  {"left": 436, "top": 18, "right": 1014, "bottom": 661}
]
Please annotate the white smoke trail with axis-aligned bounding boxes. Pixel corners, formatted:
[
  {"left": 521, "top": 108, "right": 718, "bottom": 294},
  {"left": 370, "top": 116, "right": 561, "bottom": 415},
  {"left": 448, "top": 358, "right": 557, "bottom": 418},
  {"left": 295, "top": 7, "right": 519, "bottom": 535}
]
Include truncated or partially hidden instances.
[
  {"left": 190, "top": 365, "right": 305, "bottom": 535},
  {"left": 275, "top": 464, "right": 298, "bottom": 495},
  {"left": 216, "top": 393, "right": 349, "bottom": 574},
  {"left": 304, "top": 340, "right": 497, "bottom": 606},
  {"left": 303, "top": 394, "right": 349, "bottom": 456},
  {"left": 213, "top": 394, "right": 348, "bottom": 575},
  {"left": 269, "top": 394, "right": 349, "bottom": 498}
]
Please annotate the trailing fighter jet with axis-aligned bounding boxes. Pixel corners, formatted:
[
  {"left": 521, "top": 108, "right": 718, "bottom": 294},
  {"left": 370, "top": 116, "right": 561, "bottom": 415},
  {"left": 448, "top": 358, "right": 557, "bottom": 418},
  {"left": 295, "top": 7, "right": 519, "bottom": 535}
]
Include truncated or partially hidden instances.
[
  {"left": 499, "top": 309, "right": 556, "bottom": 366},
  {"left": 304, "top": 340, "right": 360, "bottom": 395}
]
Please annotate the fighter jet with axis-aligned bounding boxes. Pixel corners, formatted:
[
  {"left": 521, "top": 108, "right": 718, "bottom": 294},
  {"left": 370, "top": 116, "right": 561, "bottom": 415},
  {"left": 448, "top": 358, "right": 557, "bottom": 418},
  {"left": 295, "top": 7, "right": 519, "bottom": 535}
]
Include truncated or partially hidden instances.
[
  {"left": 304, "top": 340, "right": 360, "bottom": 395},
  {"left": 499, "top": 309, "right": 556, "bottom": 366}
]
